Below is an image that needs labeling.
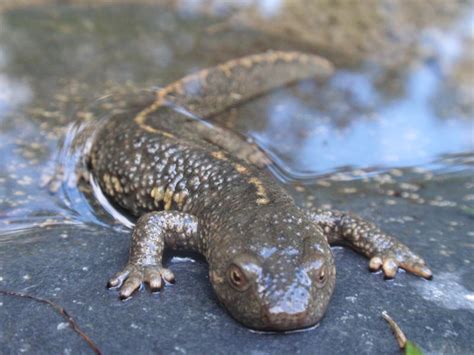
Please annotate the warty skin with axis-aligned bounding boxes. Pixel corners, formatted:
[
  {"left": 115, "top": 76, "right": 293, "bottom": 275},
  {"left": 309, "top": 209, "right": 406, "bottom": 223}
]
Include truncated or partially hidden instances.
[{"left": 87, "top": 51, "right": 432, "bottom": 331}]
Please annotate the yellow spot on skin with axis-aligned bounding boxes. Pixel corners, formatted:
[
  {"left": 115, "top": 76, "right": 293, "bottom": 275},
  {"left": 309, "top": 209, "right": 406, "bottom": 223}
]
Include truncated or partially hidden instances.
[
  {"left": 163, "top": 188, "right": 174, "bottom": 210},
  {"left": 256, "top": 197, "right": 270, "bottom": 205},
  {"left": 169, "top": 81, "right": 185, "bottom": 95},
  {"left": 240, "top": 57, "right": 254, "bottom": 68},
  {"left": 233, "top": 162, "right": 269, "bottom": 204},
  {"left": 218, "top": 63, "right": 233, "bottom": 77},
  {"left": 173, "top": 190, "right": 188, "bottom": 208},
  {"left": 111, "top": 176, "right": 123, "bottom": 193},
  {"left": 102, "top": 174, "right": 116, "bottom": 196},
  {"left": 281, "top": 52, "right": 299, "bottom": 62},
  {"left": 234, "top": 163, "right": 248, "bottom": 174},
  {"left": 198, "top": 69, "right": 210, "bottom": 81},
  {"left": 211, "top": 151, "right": 227, "bottom": 160},
  {"left": 133, "top": 91, "right": 176, "bottom": 138},
  {"left": 230, "top": 92, "right": 242, "bottom": 100},
  {"left": 150, "top": 186, "right": 165, "bottom": 204},
  {"left": 248, "top": 177, "right": 270, "bottom": 205}
]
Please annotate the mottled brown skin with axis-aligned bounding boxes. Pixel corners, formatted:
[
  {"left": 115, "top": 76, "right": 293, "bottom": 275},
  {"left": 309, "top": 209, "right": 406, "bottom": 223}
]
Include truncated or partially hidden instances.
[{"left": 88, "top": 51, "right": 432, "bottom": 331}]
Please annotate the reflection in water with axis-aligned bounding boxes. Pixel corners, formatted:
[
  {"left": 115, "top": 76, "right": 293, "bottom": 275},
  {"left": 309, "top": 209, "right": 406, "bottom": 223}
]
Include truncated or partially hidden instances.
[
  {"left": 0, "top": 18, "right": 32, "bottom": 117},
  {"left": 253, "top": 27, "right": 473, "bottom": 179},
  {"left": 0, "top": 74, "right": 32, "bottom": 118},
  {"left": 244, "top": 8, "right": 474, "bottom": 179}
]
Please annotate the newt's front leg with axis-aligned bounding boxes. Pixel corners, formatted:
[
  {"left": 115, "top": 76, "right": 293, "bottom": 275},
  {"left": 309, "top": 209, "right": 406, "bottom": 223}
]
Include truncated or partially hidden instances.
[
  {"left": 108, "top": 211, "right": 200, "bottom": 298},
  {"left": 308, "top": 209, "right": 432, "bottom": 279}
]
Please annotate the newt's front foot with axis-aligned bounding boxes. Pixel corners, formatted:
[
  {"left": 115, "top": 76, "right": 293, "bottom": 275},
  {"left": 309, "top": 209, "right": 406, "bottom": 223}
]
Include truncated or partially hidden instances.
[
  {"left": 108, "top": 263, "right": 175, "bottom": 299},
  {"left": 369, "top": 245, "right": 432, "bottom": 280},
  {"left": 308, "top": 209, "right": 432, "bottom": 280}
]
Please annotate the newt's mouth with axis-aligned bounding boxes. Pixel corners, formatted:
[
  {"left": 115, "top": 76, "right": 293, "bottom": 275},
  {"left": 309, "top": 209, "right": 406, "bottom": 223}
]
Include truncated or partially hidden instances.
[
  {"left": 248, "top": 322, "right": 321, "bottom": 335},
  {"left": 259, "top": 305, "right": 320, "bottom": 332}
]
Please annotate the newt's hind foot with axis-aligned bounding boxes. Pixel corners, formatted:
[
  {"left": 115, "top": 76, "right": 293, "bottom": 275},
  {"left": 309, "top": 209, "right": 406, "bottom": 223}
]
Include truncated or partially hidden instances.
[{"left": 108, "top": 263, "right": 175, "bottom": 299}]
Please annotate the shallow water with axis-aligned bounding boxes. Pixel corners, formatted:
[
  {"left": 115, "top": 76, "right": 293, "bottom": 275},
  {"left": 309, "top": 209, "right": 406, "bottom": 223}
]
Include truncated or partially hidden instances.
[{"left": 0, "top": 2, "right": 473, "bottom": 354}]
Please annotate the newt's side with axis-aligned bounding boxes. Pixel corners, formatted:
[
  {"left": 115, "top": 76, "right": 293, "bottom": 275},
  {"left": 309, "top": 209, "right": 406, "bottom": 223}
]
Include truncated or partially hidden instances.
[{"left": 88, "top": 51, "right": 432, "bottom": 331}]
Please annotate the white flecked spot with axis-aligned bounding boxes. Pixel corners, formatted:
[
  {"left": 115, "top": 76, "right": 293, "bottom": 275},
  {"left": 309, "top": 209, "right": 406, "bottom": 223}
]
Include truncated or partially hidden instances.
[
  {"left": 19, "top": 345, "right": 31, "bottom": 353},
  {"left": 465, "top": 294, "right": 474, "bottom": 302},
  {"left": 57, "top": 322, "right": 69, "bottom": 330},
  {"left": 345, "top": 296, "right": 357, "bottom": 303},
  {"left": 174, "top": 346, "right": 187, "bottom": 354}
]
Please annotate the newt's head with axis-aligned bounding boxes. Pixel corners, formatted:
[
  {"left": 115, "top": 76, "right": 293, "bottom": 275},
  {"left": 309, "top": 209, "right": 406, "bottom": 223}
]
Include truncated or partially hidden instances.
[{"left": 209, "top": 209, "right": 336, "bottom": 331}]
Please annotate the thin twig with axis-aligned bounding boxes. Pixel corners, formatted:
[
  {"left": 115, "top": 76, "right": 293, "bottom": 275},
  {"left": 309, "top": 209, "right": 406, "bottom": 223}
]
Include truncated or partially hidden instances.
[
  {"left": 382, "top": 310, "right": 407, "bottom": 349},
  {"left": 0, "top": 290, "right": 102, "bottom": 354}
]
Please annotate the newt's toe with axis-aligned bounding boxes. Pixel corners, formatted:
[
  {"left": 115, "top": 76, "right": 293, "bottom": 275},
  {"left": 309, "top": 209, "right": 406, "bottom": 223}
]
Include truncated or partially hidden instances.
[
  {"left": 107, "top": 268, "right": 131, "bottom": 288},
  {"left": 382, "top": 259, "right": 398, "bottom": 278},
  {"left": 400, "top": 261, "right": 432, "bottom": 280},
  {"left": 369, "top": 256, "right": 383, "bottom": 271},
  {"left": 161, "top": 268, "right": 175, "bottom": 284},
  {"left": 120, "top": 271, "right": 143, "bottom": 299},
  {"left": 145, "top": 269, "right": 163, "bottom": 291}
]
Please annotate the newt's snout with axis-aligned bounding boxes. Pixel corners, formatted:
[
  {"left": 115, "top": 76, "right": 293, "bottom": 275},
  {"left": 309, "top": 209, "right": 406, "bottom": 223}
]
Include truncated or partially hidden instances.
[
  {"left": 260, "top": 267, "right": 328, "bottom": 331},
  {"left": 262, "top": 289, "right": 316, "bottom": 331}
]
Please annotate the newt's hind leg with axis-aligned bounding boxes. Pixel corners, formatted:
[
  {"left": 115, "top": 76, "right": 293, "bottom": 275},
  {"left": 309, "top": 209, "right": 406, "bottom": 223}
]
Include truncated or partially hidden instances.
[
  {"left": 189, "top": 120, "right": 272, "bottom": 168},
  {"left": 308, "top": 209, "right": 432, "bottom": 279}
]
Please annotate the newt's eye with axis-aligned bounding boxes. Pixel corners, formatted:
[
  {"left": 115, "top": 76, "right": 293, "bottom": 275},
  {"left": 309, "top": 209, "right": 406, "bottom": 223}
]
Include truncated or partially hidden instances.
[
  {"left": 227, "top": 264, "right": 249, "bottom": 291},
  {"left": 315, "top": 265, "right": 328, "bottom": 288}
]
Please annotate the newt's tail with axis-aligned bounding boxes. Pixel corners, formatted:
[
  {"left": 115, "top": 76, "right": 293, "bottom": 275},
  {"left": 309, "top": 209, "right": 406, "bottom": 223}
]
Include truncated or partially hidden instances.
[{"left": 142, "top": 51, "right": 334, "bottom": 120}]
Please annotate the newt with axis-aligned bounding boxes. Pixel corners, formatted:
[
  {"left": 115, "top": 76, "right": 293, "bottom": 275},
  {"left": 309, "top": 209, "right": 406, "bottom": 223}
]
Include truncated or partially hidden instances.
[{"left": 87, "top": 51, "right": 432, "bottom": 331}]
